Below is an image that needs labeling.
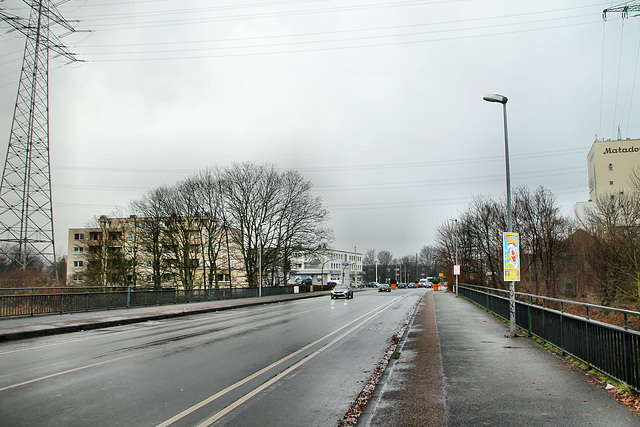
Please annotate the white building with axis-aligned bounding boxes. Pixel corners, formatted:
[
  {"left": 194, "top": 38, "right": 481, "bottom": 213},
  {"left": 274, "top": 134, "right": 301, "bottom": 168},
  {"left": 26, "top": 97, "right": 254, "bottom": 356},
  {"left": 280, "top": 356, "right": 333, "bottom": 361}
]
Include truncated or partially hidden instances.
[
  {"left": 576, "top": 138, "right": 640, "bottom": 222},
  {"left": 587, "top": 138, "right": 640, "bottom": 200},
  {"left": 289, "top": 249, "right": 363, "bottom": 286}
]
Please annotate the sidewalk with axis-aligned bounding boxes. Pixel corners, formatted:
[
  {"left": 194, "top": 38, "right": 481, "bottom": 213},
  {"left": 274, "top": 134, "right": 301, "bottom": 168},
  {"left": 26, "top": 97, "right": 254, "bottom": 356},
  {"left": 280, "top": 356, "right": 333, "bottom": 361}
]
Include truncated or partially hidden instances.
[
  {"left": 364, "top": 291, "right": 638, "bottom": 426},
  {"left": 0, "top": 291, "right": 326, "bottom": 342}
]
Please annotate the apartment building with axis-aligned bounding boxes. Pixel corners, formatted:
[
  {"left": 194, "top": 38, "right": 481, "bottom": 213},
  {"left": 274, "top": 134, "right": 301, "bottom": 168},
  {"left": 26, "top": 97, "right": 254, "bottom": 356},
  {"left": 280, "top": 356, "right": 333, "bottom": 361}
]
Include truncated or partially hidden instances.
[
  {"left": 289, "top": 249, "right": 363, "bottom": 286},
  {"left": 67, "top": 215, "right": 246, "bottom": 287}
]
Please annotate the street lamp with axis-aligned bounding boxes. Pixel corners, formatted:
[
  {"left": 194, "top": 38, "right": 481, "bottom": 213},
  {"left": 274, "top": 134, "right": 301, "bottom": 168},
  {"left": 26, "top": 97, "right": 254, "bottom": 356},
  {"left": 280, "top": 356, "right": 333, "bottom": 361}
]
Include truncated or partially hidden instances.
[
  {"left": 321, "top": 258, "right": 340, "bottom": 286},
  {"left": 341, "top": 262, "right": 350, "bottom": 285},
  {"left": 483, "top": 93, "right": 516, "bottom": 338},
  {"left": 258, "top": 229, "right": 262, "bottom": 297},
  {"left": 449, "top": 218, "right": 459, "bottom": 296}
]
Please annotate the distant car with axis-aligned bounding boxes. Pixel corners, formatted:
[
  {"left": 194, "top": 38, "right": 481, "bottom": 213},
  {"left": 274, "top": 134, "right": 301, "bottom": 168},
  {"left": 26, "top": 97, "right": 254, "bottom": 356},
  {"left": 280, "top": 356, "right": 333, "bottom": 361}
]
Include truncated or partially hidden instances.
[
  {"left": 418, "top": 279, "right": 432, "bottom": 288},
  {"left": 378, "top": 283, "right": 391, "bottom": 292},
  {"left": 331, "top": 284, "right": 353, "bottom": 299},
  {"left": 407, "top": 282, "right": 416, "bottom": 288}
]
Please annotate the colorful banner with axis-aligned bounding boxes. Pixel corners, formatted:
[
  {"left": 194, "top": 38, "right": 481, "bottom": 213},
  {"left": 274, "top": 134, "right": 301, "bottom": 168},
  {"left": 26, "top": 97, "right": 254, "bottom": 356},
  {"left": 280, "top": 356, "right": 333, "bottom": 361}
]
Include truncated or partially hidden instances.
[{"left": 503, "top": 232, "right": 520, "bottom": 282}]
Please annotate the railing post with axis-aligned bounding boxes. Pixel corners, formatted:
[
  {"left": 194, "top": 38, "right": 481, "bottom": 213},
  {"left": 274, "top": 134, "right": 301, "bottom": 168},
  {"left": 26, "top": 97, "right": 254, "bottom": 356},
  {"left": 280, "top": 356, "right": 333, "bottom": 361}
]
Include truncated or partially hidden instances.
[
  {"left": 560, "top": 302, "right": 565, "bottom": 355},
  {"left": 527, "top": 295, "right": 533, "bottom": 337}
]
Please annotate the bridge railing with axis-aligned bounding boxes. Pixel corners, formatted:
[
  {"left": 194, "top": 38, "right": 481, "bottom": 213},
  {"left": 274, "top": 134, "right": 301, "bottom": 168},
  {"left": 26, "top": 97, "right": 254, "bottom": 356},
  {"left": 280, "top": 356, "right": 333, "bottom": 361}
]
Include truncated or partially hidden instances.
[
  {"left": 0, "top": 285, "right": 307, "bottom": 318},
  {"left": 458, "top": 284, "right": 640, "bottom": 393}
]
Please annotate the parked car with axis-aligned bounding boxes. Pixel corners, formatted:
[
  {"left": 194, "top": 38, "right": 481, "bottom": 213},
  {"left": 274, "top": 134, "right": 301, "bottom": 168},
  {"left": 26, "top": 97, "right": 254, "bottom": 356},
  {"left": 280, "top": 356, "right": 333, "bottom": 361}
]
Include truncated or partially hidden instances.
[
  {"left": 378, "top": 283, "right": 392, "bottom": 292},
  {"left": 331, "top": 284, "right": 353, "bottom": 299}
]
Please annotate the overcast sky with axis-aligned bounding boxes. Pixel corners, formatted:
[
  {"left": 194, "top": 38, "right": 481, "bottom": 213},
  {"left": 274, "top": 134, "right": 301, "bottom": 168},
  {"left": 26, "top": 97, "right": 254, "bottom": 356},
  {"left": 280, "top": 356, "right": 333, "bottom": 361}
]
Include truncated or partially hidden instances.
[{"left": 1, "top": 0, "right": 638, "bottom": 258}]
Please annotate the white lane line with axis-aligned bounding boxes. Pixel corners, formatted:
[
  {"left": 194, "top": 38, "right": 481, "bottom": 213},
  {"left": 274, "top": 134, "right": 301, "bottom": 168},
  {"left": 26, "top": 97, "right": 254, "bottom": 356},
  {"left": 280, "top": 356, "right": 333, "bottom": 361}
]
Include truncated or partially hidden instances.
[
  {"left": 0, "top": 298, "right": 319, "bottom": 356},
  {"left": 157, "top": 296, "right": 404, "bottom": 427},
  {"left": 0, "top": 306, "right": 326, "bottom": 392}
]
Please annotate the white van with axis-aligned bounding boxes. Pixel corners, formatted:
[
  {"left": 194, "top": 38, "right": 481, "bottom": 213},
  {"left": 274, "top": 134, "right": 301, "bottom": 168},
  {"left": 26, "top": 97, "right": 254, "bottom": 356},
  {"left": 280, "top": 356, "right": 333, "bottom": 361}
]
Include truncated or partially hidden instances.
[{"left": 418, "top": 279, "right": 432, "bottom": 288}]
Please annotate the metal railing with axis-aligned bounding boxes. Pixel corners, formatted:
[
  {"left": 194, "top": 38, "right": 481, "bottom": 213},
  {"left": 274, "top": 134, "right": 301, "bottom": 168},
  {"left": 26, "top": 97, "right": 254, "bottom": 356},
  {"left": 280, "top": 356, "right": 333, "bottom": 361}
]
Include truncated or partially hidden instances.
[
  {"left": 0, "top": 285, "right": 307, "bottom": 318},
  {"left": 458, "top": 284, "right": 640, "bottom": 392}
]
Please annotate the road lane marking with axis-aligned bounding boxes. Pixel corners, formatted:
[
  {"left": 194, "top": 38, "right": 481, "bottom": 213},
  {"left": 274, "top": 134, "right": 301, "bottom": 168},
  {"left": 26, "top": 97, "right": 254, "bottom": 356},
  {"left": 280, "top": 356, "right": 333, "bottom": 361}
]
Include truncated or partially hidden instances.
[
  {"left": 0, "top": 305, "right": 327, "bottom": 392},
  {"left": 196, "top": 305, "right": 396, "bottom": 427},
  {"left": 0, "top": 299, "right": 319, "bottom": 356},
  {"left": 157, "top": 295, "right": 406, "bottom": 427}
]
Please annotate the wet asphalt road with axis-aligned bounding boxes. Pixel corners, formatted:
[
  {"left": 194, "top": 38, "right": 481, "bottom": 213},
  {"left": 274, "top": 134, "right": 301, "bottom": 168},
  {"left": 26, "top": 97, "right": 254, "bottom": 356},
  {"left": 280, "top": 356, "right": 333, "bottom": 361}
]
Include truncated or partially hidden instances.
[{"left": 0, "top": 289, "right": 424, "bottom": 426}]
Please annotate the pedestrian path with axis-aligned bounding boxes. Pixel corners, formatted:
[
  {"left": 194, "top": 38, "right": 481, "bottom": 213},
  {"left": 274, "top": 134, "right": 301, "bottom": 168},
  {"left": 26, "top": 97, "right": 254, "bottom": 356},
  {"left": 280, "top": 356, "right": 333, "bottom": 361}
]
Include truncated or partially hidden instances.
[
  {"left": 366, "top": 291, "right": 638, "bottom": 426},
  {"left": 0, "top": 292, "right": 324, "bottom": 342}
]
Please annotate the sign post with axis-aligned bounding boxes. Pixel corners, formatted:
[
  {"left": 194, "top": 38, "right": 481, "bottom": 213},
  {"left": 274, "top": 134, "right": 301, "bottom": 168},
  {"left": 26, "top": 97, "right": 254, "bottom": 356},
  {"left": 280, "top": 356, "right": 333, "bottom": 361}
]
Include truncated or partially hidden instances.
[{"left": 503, "top": 232, "right": 520, "bottom": 336}]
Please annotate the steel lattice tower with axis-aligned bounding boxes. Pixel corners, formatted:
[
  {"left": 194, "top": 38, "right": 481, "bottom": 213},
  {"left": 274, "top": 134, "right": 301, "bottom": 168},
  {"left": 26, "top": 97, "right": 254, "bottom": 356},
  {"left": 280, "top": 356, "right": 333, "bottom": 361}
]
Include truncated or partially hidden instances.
[{"left": 0, "top": 0, "right": 79, "bottom": 270}]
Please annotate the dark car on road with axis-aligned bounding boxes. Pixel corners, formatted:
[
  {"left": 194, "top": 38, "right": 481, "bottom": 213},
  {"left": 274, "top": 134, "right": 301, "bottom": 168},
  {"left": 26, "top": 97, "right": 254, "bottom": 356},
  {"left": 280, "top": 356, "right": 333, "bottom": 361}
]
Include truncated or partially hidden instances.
[
  {"left": 331, "top": 284, "right": 353, "bottom": 299},
  {"left": 378, "top": 283, "right": 391, "bottom": 292}
]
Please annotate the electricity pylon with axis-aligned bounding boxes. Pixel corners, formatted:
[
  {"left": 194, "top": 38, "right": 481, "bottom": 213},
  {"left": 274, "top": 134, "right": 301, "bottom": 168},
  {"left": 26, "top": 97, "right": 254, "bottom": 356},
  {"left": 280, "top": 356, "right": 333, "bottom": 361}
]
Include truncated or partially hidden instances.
[
  {"left": 0, "top": 1, "right": 81, "bottom": 270},
  {"left": 603, "top": 1, "right": 640, "bottom": 20}
]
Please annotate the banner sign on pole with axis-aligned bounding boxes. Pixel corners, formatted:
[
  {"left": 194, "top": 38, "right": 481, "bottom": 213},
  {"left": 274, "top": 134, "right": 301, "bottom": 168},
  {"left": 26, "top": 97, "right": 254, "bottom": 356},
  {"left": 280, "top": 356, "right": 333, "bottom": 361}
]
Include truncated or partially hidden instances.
[{"left": 503, "top": 232, "right": 520, "bottom": 282}]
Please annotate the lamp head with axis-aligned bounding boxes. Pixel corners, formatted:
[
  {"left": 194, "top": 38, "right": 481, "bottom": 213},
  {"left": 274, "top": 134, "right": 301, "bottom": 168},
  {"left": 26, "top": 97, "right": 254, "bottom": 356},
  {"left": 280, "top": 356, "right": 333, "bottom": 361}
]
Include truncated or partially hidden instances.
[{"left": 483, "top": 94, "right": 508, "bottom": 104}]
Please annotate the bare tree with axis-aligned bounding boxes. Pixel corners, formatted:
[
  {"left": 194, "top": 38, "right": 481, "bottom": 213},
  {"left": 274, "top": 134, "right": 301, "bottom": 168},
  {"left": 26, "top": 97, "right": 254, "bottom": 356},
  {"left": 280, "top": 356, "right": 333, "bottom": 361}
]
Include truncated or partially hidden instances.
[
  {"left": 377, "top": 250, "right": 393, "bottom": 283},
  {"left": 514, "top": 187, "right": 570, "bottom": 297},
  {"left": 131, "top": 187, "right": 172, "bottom": 289},
  {"left": 581, "top": 186, "right": 640, "bottom": 306},
  {"left": 418, "top": 246, "right": 437, "bottom": 274},
  {"left": 161, "top": 180, "right": 205, "bottom": 292},
  {"left": 192, "top": 168, "right": 227, "bottom": 290},
  {"left": 272, "top": 170, "right": 333, "bottom": 285},
  {"left": 363, "top": 249, "right": 376, "bottom": 281}
]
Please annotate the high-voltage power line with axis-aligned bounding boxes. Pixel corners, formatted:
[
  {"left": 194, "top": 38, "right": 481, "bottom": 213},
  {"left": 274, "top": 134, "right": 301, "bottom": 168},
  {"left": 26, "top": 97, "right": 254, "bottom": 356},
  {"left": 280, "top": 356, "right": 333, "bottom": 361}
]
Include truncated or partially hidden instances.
[{"left": 0, "top": 0, "right": 82, "bottom": 270}]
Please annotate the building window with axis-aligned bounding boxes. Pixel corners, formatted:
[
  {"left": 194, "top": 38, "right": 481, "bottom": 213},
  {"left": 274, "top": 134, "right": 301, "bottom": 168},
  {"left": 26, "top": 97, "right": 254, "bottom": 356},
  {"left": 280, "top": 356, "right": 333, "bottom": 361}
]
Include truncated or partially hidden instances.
[
  {"left": 74, "top": 233, "right": 84, "bottom": 240},
  {"left": 73, "top": 260, "right": 84, "bottom": 268},
  {"left": 73, "top": 247, "right": 84, "bottom": 254}
]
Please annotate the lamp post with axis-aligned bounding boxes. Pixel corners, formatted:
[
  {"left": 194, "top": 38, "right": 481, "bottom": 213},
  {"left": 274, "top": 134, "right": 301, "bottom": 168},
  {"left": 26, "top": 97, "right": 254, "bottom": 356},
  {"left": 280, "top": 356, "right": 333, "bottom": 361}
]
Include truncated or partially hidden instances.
[
  {"left": 341, "top": 262, "right": 350, "bottom": 285},
  {"left": 449, "top": 218, "right": 459, "bottom": 296},
  {"left": 321, "top": 258, "right": 339, "bottom": 286},
  {"left": 483, "top": 93, "right": 516, "bottom": 338},
  {"left": 258, "top": 229, "right": 262, "bottom": 297}
]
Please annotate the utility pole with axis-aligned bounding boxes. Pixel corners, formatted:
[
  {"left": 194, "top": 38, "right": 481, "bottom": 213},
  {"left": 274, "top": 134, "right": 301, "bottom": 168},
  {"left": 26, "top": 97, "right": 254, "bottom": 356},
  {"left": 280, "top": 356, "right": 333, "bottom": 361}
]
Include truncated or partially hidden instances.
[
  {"left": 353, "top": 246, "right": 358, "bottom": 287},
  {"left": 0, "top": 1, "right": 82, "bottom": 271}
]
